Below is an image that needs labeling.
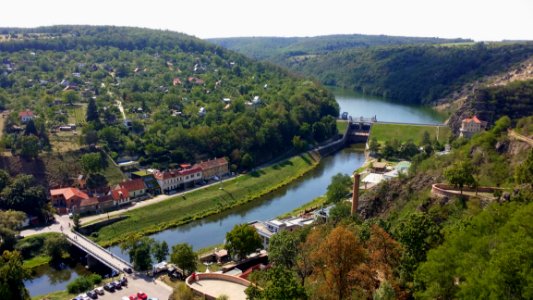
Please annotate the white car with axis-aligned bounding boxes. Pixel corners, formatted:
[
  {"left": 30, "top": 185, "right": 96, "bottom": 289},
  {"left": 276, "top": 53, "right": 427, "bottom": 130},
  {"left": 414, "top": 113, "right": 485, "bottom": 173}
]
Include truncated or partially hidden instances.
[
  {"left": 94, "top": 287, "right": 104, "bottom": 295},
  {"left": 121, "top": 297, "right": 130, "bottom": 300}
]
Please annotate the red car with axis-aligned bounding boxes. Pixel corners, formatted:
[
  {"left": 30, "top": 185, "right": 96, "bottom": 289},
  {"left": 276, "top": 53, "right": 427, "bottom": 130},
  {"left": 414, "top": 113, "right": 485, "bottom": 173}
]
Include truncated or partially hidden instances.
[
  {"left": 137, "top": 292, "right": 148, "bottom": 300},
  {"left": 128, "top": 296, "right": 136, "bottom": 300}
]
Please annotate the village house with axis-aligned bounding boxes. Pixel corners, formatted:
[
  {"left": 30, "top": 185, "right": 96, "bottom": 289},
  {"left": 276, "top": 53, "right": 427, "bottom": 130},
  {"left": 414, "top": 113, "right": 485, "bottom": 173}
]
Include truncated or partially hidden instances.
[
  {"left": 19, "top": 109, "right": 34, "bottom": 123},
  {"left": 251, "top": 216, "right": 314, "bottom": 249},
  {"left": 459, "top": 115, "right": 485, "bottom": 138},
  {"left": 117, "top": 178, "right": 147, "bottom": 199},
  {"left": 131, "top": 170, "right": 161, "bottom": 195},
  {"left": 50, "top": 187, "right": 90, "bottom": 214},
  {"left": 111, "top": 187, "right": 131, "bottom": 206},
  {"left": 193, "top": 157, "right": 229, "bottom": 180},
  {"left": 370, "top": 162, "right": 388, "bottom": 173},
  {"left": 154, "top": 166, "right": 203, "bottom": 194}
]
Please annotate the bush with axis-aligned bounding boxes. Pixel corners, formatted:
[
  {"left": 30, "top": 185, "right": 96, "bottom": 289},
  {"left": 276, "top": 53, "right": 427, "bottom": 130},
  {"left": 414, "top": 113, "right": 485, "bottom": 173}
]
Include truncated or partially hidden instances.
[{"left": 66, "top": 274, "right": 102, "bottom": 293}]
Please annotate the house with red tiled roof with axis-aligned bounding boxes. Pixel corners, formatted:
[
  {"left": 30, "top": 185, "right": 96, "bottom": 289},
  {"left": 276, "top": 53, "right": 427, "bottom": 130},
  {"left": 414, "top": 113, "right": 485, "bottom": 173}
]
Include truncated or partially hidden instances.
[
  {"left": 111, "top": 187, "right": 131, "bottom": 206},
  {"left": 193, "top": 157, "right": 229, "bottom": 180},
  {"left": 19, "top": 109, "right": 34, "bottom": 123},
  {"left": 50, "top": 187, "right": 90, "bottom": 214},
  {"left": 460, "top": 115, "right": 486, "bottom": 138},
  {"left": 117, "top": 178, "right": 146, "bottom": 199},
  {"left": 154, "top": 166, "right": 203, "bottom": 194}
]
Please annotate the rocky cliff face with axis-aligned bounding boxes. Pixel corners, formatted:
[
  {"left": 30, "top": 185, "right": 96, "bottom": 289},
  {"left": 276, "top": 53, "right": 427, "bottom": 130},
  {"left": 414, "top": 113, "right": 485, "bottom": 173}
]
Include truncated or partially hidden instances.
[{"left": 444, "top": 59, "right": 533, "bottom": 133}]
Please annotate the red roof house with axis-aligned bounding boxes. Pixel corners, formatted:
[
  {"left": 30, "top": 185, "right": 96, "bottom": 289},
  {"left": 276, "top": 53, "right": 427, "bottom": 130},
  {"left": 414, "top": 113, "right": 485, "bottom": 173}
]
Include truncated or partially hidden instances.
[{"left": 117, "top": 178, "right": 146, "bottom": 199}]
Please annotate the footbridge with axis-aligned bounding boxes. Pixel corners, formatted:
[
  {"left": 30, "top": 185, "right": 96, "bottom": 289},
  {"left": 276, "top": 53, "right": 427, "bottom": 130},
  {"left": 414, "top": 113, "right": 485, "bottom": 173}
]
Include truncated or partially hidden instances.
[{"left": 22, "top": 215, "right": 132, "bottom": 272}]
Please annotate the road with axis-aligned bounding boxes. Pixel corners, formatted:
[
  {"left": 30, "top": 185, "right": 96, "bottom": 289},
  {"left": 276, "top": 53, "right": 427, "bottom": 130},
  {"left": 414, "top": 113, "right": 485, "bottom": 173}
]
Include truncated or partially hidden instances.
[
  {"left": 21, "top": 215, "right": 173, "bottom": 300},
  {"left": 80, "top": 175, "right": 239, "bottom": 225}
]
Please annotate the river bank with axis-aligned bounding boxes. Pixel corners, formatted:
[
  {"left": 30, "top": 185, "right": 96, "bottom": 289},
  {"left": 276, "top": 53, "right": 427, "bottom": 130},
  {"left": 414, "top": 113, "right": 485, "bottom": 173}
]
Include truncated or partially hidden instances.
[{"left": 92, "top": 153, "right": 321, "bottom": 247}]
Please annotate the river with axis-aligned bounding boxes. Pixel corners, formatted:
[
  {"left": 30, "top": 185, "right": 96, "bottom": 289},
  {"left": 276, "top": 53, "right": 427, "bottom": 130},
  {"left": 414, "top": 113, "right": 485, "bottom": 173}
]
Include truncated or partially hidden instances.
[
  {"left": 106, "top": 88, "right": 445, "bottom": 259},
  {"left": 26, "top": 89, "right": 444, "bottom": 297}
]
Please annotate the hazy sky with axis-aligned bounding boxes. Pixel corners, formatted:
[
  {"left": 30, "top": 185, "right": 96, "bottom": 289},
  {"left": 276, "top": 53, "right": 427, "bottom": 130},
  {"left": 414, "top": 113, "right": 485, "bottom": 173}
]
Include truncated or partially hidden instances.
[{"left": 1, "top": 0, "right": 532, "bottom": 41}]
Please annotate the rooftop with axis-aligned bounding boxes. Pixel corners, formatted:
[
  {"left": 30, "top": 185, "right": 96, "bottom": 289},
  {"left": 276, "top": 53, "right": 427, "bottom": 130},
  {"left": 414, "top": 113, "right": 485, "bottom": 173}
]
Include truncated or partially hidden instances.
[
  {"left": 50, "top": 187, "right": 89, "bottom": 201},
  {"left": 186, "top": 273, "right": 249, "bottom": 300}
]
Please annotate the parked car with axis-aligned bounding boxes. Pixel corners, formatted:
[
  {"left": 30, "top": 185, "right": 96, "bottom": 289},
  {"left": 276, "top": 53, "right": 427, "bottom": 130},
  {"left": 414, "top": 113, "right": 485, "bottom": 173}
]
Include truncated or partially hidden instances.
[
  {"left": 103, "top": 282, "right": 115, "bottom": 292},
  {"left": 112, "top": 280, "right": 123, "bottom": 289},
  {"left": 94, "top": 287, "right": 104, "bottom": 295},
  {"left": 137, "top": 291, "right": 148, "bottom": 300},
  {"left": 120, "top": 276, "right": 128, "bottom": 286},
  {"left": 129, "top": 295, "right": 137, "bottom": 300},
  {"left": 121, "top": 297, "right": 130, "bottom": 300},
  {"left": 86, "top": 290, "right": 98, "bottom": 299},
  {"left": 123, "top": 267, "right": 133, "bottom": 274}
]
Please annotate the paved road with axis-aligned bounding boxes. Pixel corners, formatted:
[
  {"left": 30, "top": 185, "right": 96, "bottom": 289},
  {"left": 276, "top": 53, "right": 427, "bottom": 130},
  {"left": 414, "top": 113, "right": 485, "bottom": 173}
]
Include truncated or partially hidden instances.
[
  {"left": 80, "top": 175, "right": 239, "bottom": 225},
  {"left": 21, "top": 215, "right": 173, "bottom": 300}
]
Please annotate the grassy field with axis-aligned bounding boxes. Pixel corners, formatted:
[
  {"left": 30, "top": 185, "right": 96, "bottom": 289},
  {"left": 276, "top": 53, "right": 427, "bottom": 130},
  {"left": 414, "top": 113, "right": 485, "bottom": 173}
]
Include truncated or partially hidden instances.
[
  {"left": 101, "top": 153, "right": 126, "bottom": 185},
  {"left": 370, "top": 123, "right": 451, "bottom": 145},
  {"left": 92, "top": 153, "right": 320, "bottom": 247},
  {"left": 67, "top": 104, "right": 87, "bottom": 126},
  {"left": 277, "top": 195, "right": 328, "bottom": 219},
  {"left": 336, "top": 120, "right": 349, "bottom": 134}
]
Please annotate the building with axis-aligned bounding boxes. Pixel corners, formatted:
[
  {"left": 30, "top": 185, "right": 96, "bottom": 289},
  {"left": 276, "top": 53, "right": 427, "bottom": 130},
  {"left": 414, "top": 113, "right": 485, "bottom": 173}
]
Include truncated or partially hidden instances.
[
  {"left": 131, "top": 170, "right": 161, "bottom": 195},
  {"left": 154, "top": 166, "right": 203, "bottom": 194},
  {"left": 251, "top": 216, "right": 314, "bottom": 249},
  {"left": 460, "top": 115, "right": 485, "bottom": 138},
  {"left": 19, "top": 109, "right": 34, "bottom": 123},
  {"left": 193, "top": 157, "right": 229, "bottom": 180},
  {"left": 117, "top": 178, "right": 146, "bottom": 199},
  {"left": 371, "top": 162, "right": 388, "bottom": 173},
  {"left": 111, "top": 187, "right": 131, "bottom": 206},
  {"left": 50, "top": 187, "right": 90, "bottom": 214}
]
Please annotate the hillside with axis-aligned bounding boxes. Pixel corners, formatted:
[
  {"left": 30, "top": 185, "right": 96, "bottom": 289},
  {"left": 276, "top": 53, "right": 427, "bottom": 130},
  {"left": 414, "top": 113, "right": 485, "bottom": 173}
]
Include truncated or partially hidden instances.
[
  {"left": 208, "top": 34, "right": 471, "bottom": 61},
  {"left": 0, "top": 26, "right": 339, "bottom": 185}
]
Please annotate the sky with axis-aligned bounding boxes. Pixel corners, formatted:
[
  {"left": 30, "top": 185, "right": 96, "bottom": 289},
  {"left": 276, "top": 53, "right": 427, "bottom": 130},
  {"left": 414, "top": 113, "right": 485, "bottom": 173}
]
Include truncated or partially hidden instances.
[{"left": 1, "top": 0, "right": 532, "bottom": 41}]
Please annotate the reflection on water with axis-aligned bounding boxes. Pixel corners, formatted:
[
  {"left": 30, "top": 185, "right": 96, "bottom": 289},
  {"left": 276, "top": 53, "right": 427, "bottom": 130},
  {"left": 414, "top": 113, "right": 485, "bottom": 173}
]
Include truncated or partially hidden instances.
[
  {"left": 109, "top": 146, "right": 365, "bottom": 257},
  {"left": 332, "top": 87, "right": 447, "bottom": 124},
  {"left": 107, "top": 89, "right": 445, "bottom": 257},
  {"left": 24, "top": 260, "right": 90, "bottom": 297}
]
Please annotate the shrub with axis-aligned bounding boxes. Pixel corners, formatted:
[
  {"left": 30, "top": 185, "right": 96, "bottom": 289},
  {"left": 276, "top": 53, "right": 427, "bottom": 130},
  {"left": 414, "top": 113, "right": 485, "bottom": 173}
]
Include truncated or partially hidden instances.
[{"left": 66, "top": 274, "right": 102, "bottom": 293}]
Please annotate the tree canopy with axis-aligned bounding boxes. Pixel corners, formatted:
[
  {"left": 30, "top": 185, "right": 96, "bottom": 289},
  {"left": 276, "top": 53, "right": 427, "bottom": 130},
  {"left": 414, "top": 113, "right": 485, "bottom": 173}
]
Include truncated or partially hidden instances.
[{"left": 225, "top": 224, "right": 262, "bottom": 260}]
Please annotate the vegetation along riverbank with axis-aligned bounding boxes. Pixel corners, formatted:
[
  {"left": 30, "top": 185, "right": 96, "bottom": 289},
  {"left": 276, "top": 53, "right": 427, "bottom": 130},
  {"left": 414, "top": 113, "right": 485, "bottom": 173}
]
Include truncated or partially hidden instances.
[{"left": 91, "top": 153, "right": 320, "bottom": 247}]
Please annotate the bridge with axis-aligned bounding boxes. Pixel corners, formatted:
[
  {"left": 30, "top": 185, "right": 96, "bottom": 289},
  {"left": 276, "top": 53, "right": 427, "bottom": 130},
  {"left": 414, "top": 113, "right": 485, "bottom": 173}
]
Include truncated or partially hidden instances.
[{"left": 22, "top": 215, "right": 132, "bottom": 272}]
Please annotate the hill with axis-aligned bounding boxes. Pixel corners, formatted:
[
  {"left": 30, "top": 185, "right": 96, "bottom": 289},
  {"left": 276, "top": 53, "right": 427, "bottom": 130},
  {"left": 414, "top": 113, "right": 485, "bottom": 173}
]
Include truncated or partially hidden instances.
[
  {"left": 208, "top": 34, "right": 471, "bottom": 61},
  {"left": 0, "top": 26, "right": 339, "bottom": 185}
]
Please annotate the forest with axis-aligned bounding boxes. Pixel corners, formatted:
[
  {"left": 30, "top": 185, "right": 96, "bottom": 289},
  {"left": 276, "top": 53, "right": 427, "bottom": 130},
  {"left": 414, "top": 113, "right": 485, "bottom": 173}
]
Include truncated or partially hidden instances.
[
  {"left": 209, "top": 34, "right": 471, "bottom": 61},
  {"left": 0, "top": 26, "right": 339, "bottom": 171},
  {"left": 212, "top": 37, "right": 533, "bottom": 106}
]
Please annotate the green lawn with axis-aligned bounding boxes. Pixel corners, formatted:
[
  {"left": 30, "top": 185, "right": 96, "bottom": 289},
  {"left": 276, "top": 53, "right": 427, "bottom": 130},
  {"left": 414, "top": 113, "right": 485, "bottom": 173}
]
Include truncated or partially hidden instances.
[
  {"left": 101, "top": 153, "right": 126, "bottom": 185},
  {"left": 92, "top": 153, "right": 319, "bottom": 247},
  {"left": 336, "top": 120, "right": 349, "bottom": 134},
  {"left": 370, "top": 123, "right": 451, "bottom": 145},
  {"left": 67, "top": 104, "right": 87, "bottom": 126}
]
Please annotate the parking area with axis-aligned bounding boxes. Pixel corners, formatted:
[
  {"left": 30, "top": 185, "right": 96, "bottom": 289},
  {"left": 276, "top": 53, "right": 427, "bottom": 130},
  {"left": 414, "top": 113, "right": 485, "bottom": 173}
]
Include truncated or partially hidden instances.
[{"left": 96, "top": 276, "right": 172, "bottom": 300}]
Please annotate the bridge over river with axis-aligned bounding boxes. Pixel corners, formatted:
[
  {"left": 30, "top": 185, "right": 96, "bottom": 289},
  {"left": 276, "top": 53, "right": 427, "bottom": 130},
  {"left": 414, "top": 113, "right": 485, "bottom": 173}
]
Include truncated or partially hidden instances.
[{"left": 23, "top": 215, "right": 132, "bottom": 272}]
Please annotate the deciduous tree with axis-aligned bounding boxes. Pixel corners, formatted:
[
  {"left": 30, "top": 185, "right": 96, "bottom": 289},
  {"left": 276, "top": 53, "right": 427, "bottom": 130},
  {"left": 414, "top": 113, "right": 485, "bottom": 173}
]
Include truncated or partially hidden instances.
[
  {"left": 0, "top": 250, "right": 30, "bottom": 300},
  {"left": 326, "top": 173, "right": 352, "bottom": 203},
  {"left": 170, "top": 243, "right": 197, "bottom": 276},
  {"left": 225, "top": 224, "right": 262, "bottom": 260}
]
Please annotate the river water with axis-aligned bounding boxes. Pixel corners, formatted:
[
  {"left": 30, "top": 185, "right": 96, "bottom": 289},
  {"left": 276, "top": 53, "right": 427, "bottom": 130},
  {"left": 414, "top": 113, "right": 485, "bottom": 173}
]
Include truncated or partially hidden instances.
[
  {"left": 27, "top": 89, "right": 444, "bottom": 297},
  {"left": 107, "top": 88, "right": 445, "bottom": 259}
]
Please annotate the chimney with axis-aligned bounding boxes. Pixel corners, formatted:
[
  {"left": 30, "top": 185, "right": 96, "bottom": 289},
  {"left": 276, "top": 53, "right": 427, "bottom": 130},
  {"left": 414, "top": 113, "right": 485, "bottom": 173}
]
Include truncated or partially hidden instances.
[{"left": 352, "top": 173, "right": 360, "bottom": 216}]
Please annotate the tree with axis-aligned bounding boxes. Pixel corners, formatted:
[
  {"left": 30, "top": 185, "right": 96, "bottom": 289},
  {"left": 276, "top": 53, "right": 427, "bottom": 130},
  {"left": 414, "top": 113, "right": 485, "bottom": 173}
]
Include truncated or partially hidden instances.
[
  {"left": 328, "top": 201, "right": 352, "bottom": 224},
  {"left": 292, "top": 136, "right": 307, "bottom": 152},
  {"left": 121, "top": 237, "right": 154, "bottom": 271},
  {"left": 0, "top": 170, "right": 10, "bottom": 192},
  {"left": 373, "top": 281, "right": 396, "bottom": 300},
  {"left": 72, "top": 213, "right": 81, "bottom": 232},
  {"left": 153, "top": 241, "right": 169, "bottom": 263},
  {"left": 44, "top": 234, "right": 70, "bottom": 262},
  {"left": 269, "top": 230, "right": 300, "bottom": 269},
  {"left": 23, "top": 119, "right": 38, "bottom": 136},
  {"left": 444, "top": 161, "right": 476, "bottom": 194},
  {"left": 326, "top": 173, "right": 352, "bottom": 203},
  {"left": 80, "top": 152, "right": 105, "bottom": 174},
  {"left": 18, "top": 135, "right": 39, "bottom": 159},
  {"left": 0, "top": 250, "right": 30, "bottom": 300},
  {"left": 421, "top": 131, "right": 431, "bottom": 146},
  {"left": 246, "top": 266, "right": 306, "bottom": 300},
  {"left": 369, "top": 137, "right": 380, "bottom": 154},
  {"left": 86, "top": 97, "right": 100, "bottom": 124},
  {"left": 311, "top": 225, "right": 371, "bottom": 299},
  {"left": 0, "top": 175, "right": 47, "bottom": 217},
  {"left": 62, "top": 90, "right": 79, "bottom": 106},
  {"left": 170, "top": 243, "right": 197, "bottom": 276},
  {"left": 0, "top": 210, "right": 26, "bottom": 252},
  {"left": 515, "top": 150, "right": 533, "bottom": 185},
  {"left": 225, "top": 224, "right": 262, "bottom": 260},
  {"left": 241, "top": 153, "right": 254, "bottom": 169}
]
